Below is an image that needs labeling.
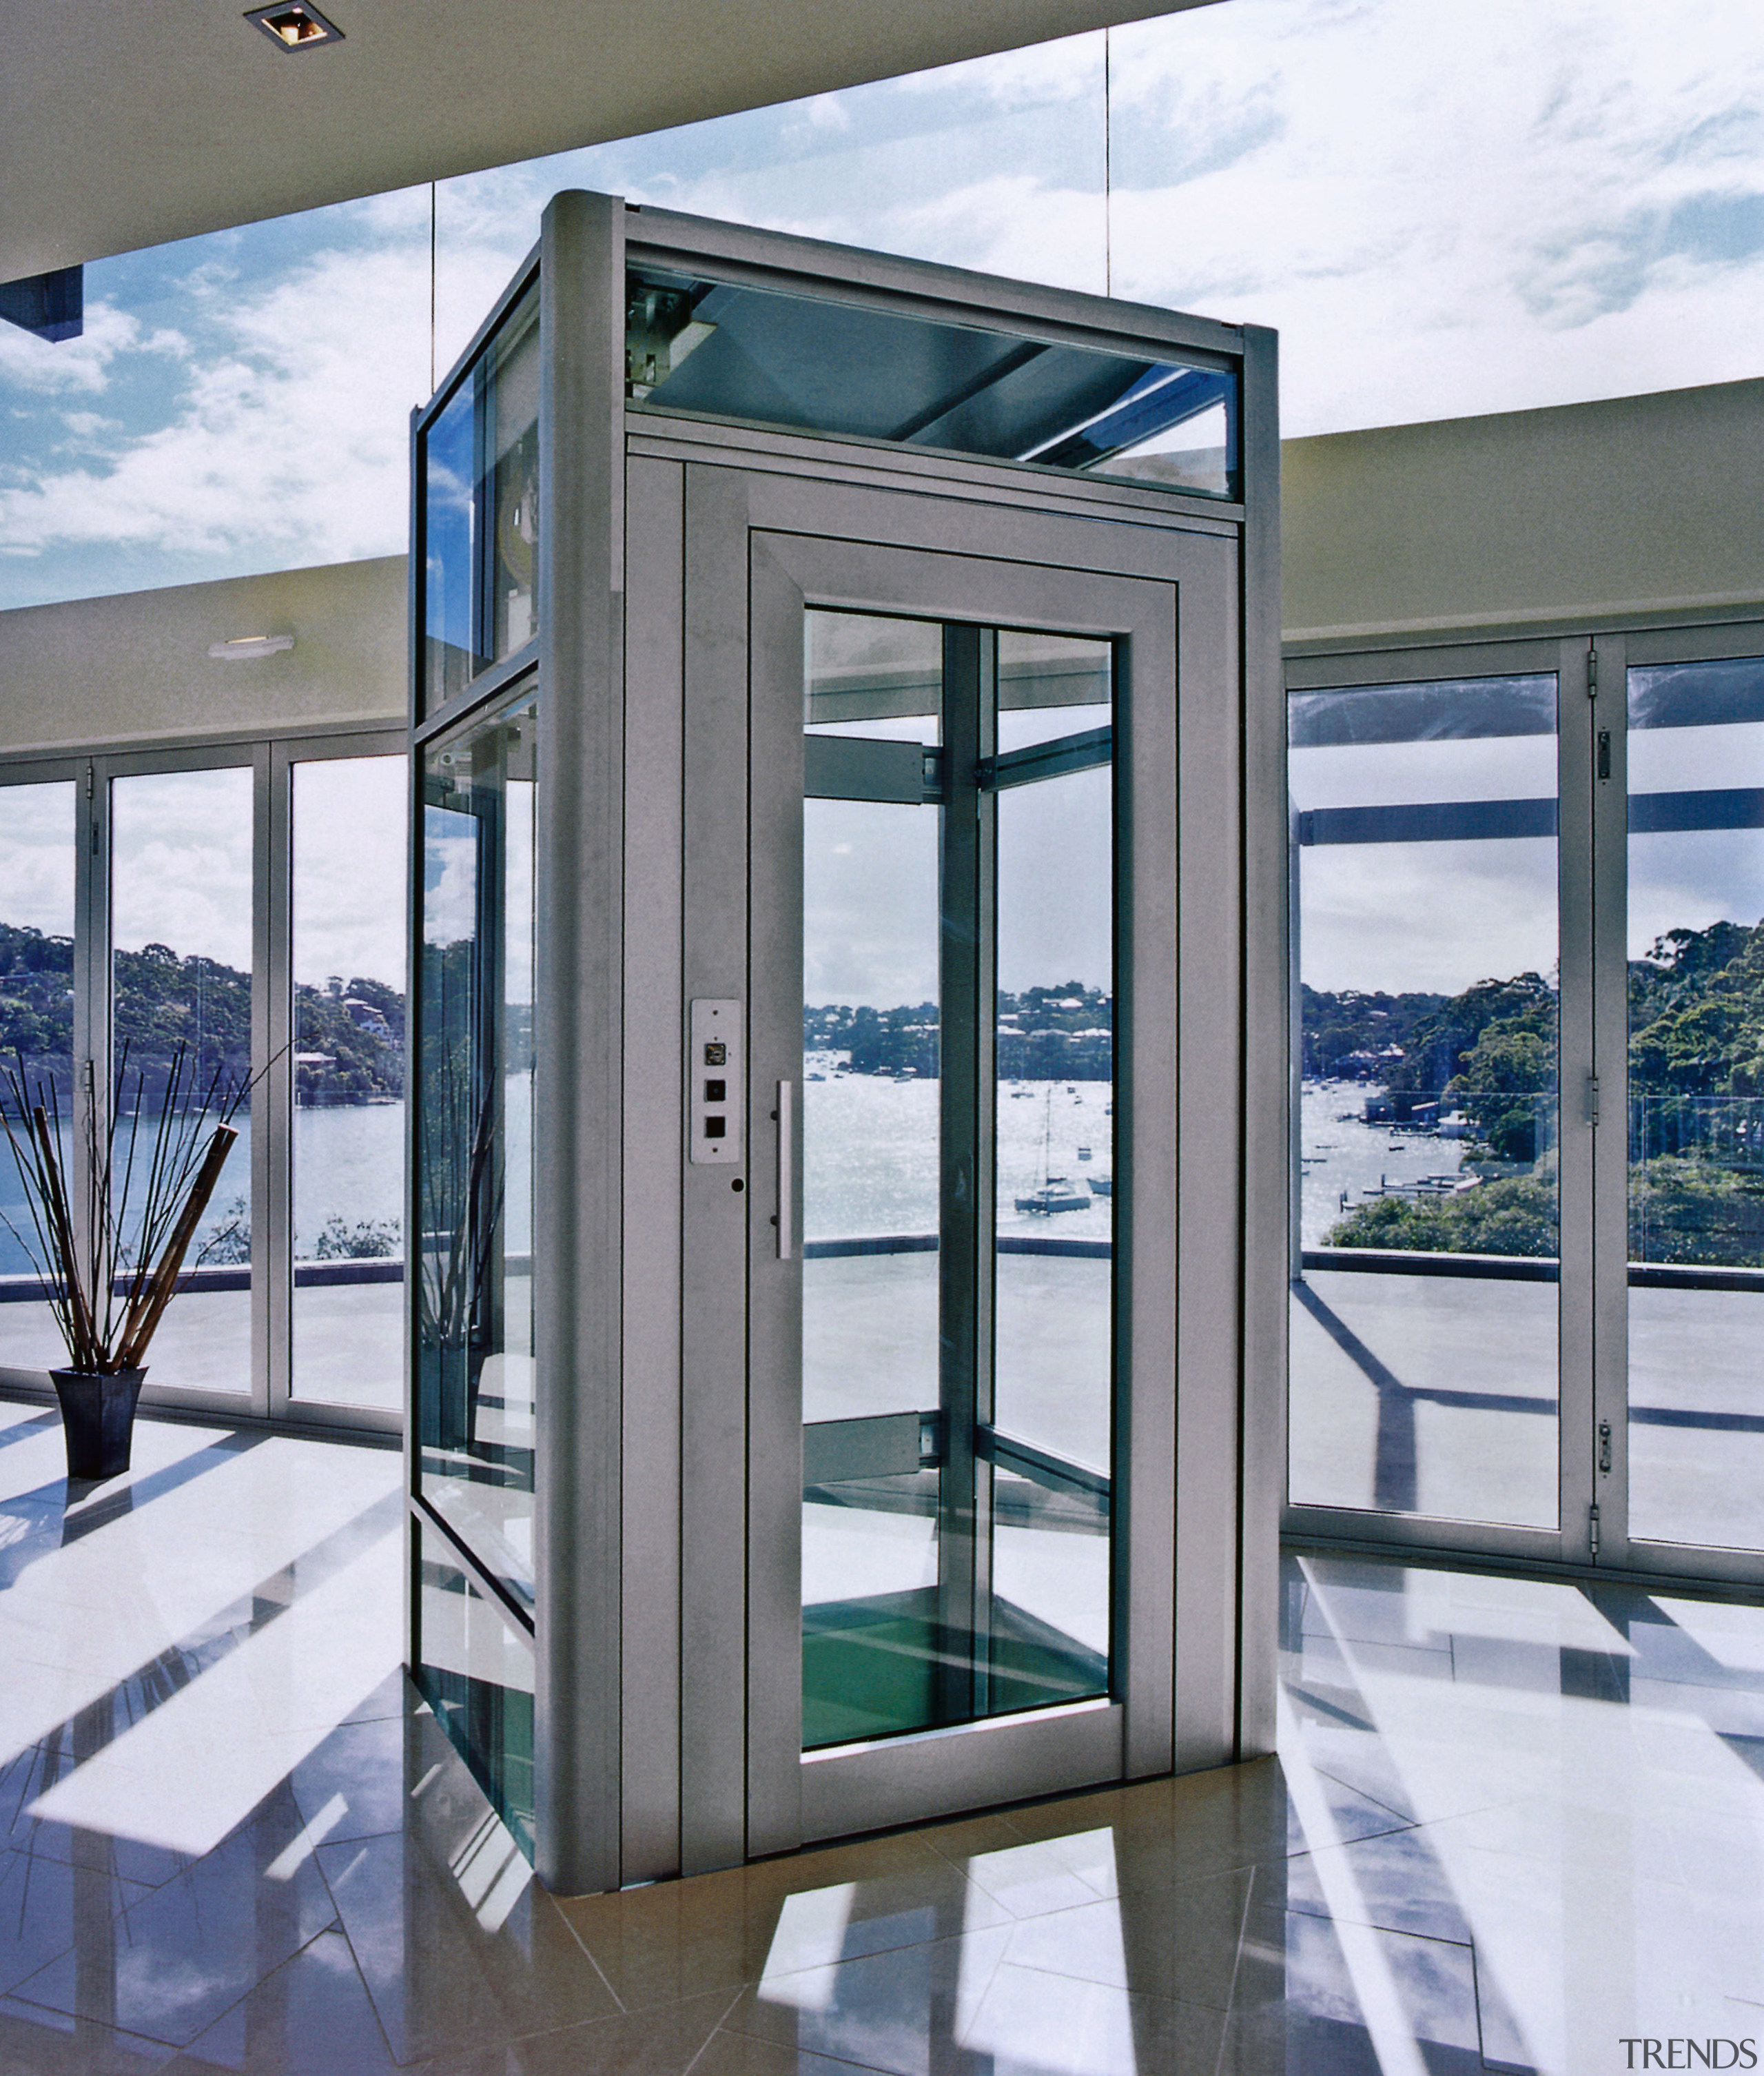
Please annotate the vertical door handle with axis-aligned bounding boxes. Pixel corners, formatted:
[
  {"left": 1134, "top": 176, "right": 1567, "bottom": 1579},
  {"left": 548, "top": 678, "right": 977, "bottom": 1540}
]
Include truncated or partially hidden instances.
[{"left": 775, "top": 1079, "right": 793, "bottom": 1260}]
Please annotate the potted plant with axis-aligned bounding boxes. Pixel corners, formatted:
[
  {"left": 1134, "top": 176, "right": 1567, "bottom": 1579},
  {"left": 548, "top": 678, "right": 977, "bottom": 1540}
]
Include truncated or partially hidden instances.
[{"left": 0, "top": 1043, "right": 247, "bottom": 1482}]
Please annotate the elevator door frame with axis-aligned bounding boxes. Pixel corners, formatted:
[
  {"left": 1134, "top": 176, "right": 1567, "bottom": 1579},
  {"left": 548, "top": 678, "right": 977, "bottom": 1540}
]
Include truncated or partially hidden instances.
[{"left": 656, "top": 456, "right": 1247, "bottom": 1869}]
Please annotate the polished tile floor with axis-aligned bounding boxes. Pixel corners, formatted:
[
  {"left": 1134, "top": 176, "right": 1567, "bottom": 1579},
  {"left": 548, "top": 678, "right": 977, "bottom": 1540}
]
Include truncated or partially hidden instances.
[{"left": 3, "top": 1396, "right": 1764, "bottom": 2073}]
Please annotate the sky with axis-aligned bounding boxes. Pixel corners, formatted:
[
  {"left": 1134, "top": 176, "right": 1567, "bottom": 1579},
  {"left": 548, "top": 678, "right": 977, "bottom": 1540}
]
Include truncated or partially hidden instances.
[{"left": 3, "top": 0, "right": 1764, "bottom": 613}]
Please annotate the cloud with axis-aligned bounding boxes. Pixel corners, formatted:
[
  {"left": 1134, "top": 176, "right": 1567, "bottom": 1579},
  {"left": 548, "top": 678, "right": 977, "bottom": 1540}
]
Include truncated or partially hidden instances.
[
  {"left": 0, "top": 236, "right": 429, "bottom": 567},
  {"left": 1299, "top": 839, "right": 1559, "bottom": 998},
  {"left": 292, "top": 757, "right": 407, "bottom": 990},
  {"left": 7, "top": 0, "right": 1764, "bottom": 604},
  {"left": 112, "top": 766, "right": 256, "bottom": 975},
  {"left": 803, "top": 94, "right": 851, "bottom": 133},
  {"left": 0, "top": 301, "right": 177, "bottom": 400},
  {"left": 0, "top": 781, "right": 76, "bottom": 935}
]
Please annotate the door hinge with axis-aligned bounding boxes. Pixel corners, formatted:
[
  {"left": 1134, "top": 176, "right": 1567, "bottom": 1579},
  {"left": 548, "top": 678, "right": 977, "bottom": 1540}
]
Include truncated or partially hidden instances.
[
  {"left": 1589, "top": 1502, "right": 1601, "bottom": 1557},
  {"left": 1586, "top": 1072, "right": 1600, "bottom": 1126},
  {"left": 1599, "top": 1418, "right": 1612, "bottom": 1475},
  {"left": 1587, "top": 644, "right": 1598, "bottom": 698}
]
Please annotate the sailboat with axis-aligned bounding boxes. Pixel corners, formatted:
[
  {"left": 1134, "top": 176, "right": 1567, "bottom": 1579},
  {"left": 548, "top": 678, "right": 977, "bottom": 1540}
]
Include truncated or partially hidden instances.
[{"left": 1014, "top": 1087, "right": 1089, "bottom": 1215}]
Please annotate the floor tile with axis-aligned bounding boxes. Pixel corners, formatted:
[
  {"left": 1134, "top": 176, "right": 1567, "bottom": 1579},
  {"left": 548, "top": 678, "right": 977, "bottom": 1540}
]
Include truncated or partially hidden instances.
[
  {"left": 159, "top": 1927, "right": 396, "bottom": 2074},
  {"left": 1282, "top": 1824, "right": 1477, "bottom": 1945},
  {"left": 318, "top": 1828, "right": 619, "bottom": 2064},
  {"left": 1231, "top": 1902, "right": 1484, "bottom": 2072},
  {"left": 0, "top": 1996, "right": 181, "bottom": 2071},
  {"left": 560, "top": 1835, "right": 1007, "bottom": 2017},
  {"left": 921, "top": 1833, "right": 1106, "bottom": 1920},
  {"left": 958, "top": 1960, "right": 1227, "bottom": 2076},
  {"left": 722, "top": 1926, "right": 1011, "bottom": 2076},
  {"left": 407, "top": 1988, "right": 741, "bottom": 2074},
  {"left": 0, "top": 1736, "right": 194, "bottom": 1889},
  {"left": 690, "top": 2031, "right": 896, "bottom": 2076},
  {"left": 0, "top": 1845, "right": 154, "bottom": 2002},
  {"left": 1003, "top": 1758, "right": 1296, "bottom": 1895},
  {"left": 4, "top": 1790, "right": 338, "bottom": 2049},
  {"left": 12, "top": 1418, "right": 1764, "bottom": 2076},
  {"left": 998, "top": 1863, "right": 1253, "bottom": 2011},
  {"left": 287, "top": 1711, "right": 413, "bottom": 1846}
]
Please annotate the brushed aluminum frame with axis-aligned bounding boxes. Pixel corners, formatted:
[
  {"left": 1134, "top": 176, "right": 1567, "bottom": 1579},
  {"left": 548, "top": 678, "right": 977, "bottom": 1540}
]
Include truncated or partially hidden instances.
[
  {"left": 715, "top": 482, "right": 1235, "bottom": 1854},
  {"left": 411, "top": 190, "right": 1279, "bottom": 1889}
]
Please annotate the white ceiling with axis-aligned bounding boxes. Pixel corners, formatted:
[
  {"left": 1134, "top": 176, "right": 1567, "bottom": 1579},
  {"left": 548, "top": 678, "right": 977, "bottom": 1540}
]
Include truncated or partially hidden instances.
[{"left": 2, "top": 0, "right": 1222, "bottom": 283}]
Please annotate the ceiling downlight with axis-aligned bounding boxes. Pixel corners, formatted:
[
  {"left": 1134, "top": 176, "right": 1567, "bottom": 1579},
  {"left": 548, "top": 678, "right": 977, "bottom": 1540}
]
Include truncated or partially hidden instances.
[{"left": 243, "top": 3, "right": 344, "bottom": 52}]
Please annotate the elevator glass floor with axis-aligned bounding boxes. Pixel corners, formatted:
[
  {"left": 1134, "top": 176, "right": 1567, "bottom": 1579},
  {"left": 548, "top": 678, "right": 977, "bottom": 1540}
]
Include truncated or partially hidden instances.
[{"left": 802, "top": 1586, "right": 1109, "bottom": 1749}]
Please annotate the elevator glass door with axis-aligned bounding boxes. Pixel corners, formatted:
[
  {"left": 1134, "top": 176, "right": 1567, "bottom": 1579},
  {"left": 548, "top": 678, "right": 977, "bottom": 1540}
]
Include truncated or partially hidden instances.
[
  {"left": 799, "top": 611, "right": 1116, "bottom": 1749},
  {"left": 735, "top": 511, "right": 1212, "bottom": 1857}
]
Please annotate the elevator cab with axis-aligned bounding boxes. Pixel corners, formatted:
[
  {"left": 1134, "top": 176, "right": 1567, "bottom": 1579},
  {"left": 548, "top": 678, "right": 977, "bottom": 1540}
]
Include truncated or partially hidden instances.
[{"left": 407, "top": 192, "right": 1284, "bottom": 1893}]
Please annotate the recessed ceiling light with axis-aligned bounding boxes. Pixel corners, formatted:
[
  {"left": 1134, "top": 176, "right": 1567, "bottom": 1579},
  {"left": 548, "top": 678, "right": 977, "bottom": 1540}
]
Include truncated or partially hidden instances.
[{"left": 244, "top": 3, "right": 344, "bottom": 52}]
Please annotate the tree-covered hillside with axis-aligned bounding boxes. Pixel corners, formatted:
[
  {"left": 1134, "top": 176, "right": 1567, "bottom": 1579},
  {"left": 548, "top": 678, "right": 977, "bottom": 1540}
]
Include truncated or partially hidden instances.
[
  {"left": 805, "top": 984, "right": 1113, "bottom": 1080},
  {"left": 0, "top": 922, "right": 402, "bottom": 1104},
  {"left": 1322, "top": 919, "right": 1764, "bottom": 1263}
]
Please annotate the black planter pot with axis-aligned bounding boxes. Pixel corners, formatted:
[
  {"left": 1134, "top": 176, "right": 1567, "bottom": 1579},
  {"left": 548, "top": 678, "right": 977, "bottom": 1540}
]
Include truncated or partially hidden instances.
[{"left": 48, "top": 1367, "right": 147, "bottom": 1482}]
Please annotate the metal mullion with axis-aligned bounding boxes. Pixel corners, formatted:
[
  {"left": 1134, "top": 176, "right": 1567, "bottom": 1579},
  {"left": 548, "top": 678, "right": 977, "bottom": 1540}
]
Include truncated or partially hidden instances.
[
  {"left": 263, "top": 743, "right": 294, "bottom": 1421},
  {"left": 74, "top": 757, "right": 106, "bottom": 1323},
  {"left": 1557, "top": 638, "right": 1599, "bottom": 1564},
  {"left": 986, "top": 725, "right": 1113, "bottom": 790},
  {"left": 1590, "top": 633, "right": 1632, "bottom": 1566},
  {"left": 935, "top": 624, "right": 994, "bottom": 1724},
  {"left": 236, "top": 742, "right": 271, "bottom": 1417},
  {"left": 415, "top": 645, "right": 540, "bottom": 753}
]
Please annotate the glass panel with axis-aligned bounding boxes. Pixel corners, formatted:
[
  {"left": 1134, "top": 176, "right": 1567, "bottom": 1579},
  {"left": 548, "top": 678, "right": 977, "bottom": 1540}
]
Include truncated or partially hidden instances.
[
  {"left": 1288, "top": 674, "right": 1561, "bottom": 1529},
  {"left": 996, "top": 631, "right": 1112, "bottom": 755},
  {"left": 414, "top": 1516, "right": 535, "bottom": 1859},
  {"left": 415, "top": 690, "right": 536, "bottom": 1612},
  {"left": 290, "top": 755, "right": 407, "bottom": 1410},
  {"left": 801, "top": 611, "right": 941, "bottom": 1749},
  {"left": 0, "top": 782, "right": 76, "bottom": 1372},
  {"left": 800, "top": 613, "right": 1115, "bottom": 1750},
  {"left": 804, "top": 611, "right": 941, "bottom": 745},
  {"left": 1626, "top": 655, "right": 1764, "bottom": 1551},
  {"left": 110, "top": 766, "right": 255, "bottom": 1396},
  {"left": 993, "top": 746, "right": 1114, "bottom": 1711},
  {"left": 626, "top": 263, "right": 1237, "bottom": 498},
  {"left": 422, "top": 283, "right": 540, "bottom": 715}
]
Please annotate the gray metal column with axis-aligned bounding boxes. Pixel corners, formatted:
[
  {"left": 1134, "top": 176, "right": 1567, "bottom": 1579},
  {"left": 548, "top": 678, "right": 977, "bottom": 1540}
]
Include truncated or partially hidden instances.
[
  {"left": 935, "top": 623, "right": 996, "bottom": 1721},
  {"left": 1235, "top": 320, "right": 1285, "bottom": 1760},
  {"left": 533, "top": 188, "right": 627, "bottom": 1895}
]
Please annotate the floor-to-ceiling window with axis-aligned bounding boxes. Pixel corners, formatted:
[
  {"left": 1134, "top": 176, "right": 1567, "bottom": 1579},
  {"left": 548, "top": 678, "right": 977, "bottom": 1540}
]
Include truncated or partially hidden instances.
[
  {"left": 1288, "top": 620, "right": 1764, "bottom": 1585},
  {"left": 0, "top": 729, "right": 404, "bottom": 1432},
  {"left": 0, "top": 771, "right": 79, "bottom": 1375}
]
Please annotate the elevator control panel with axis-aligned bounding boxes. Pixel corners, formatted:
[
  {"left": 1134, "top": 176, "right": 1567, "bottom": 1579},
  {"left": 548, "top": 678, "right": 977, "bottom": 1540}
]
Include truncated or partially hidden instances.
[{"left": 688, "top": 999, "right": 743, "bottom": 1165}]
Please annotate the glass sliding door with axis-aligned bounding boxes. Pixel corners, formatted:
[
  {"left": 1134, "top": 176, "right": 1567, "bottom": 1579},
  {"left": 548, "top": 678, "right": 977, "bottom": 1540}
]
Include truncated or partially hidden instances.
[
  {"left": 289, "top": 753, "right": 407, "bottom": 1410},
  {"left": 799, "top": 611, "right": 1115, "bottom": 1748},
  {"left": 1625, "top": 651, "right": 1764, "bottom": 1554},
  {"left": 0, "top": 738, "right": 407, "bottom": 1429},
  {"left": 1287, "top": 625, "right": 1764, "bottom": 1585},
  {"left": 0, "top": 775, "right": 78, "bottom": 1375},
  {"left": 110, "top": 763, "right": 256, "bottom": 1399},
  {"left": 1288, "top": 671, "right": 1562, "bottom": 1531}
]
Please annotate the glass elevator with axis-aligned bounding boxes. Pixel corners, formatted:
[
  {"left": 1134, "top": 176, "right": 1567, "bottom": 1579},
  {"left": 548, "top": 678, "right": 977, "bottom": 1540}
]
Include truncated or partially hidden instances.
[{"left": 407, "top": 192, "right": 1284, "bottom": 1893}]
